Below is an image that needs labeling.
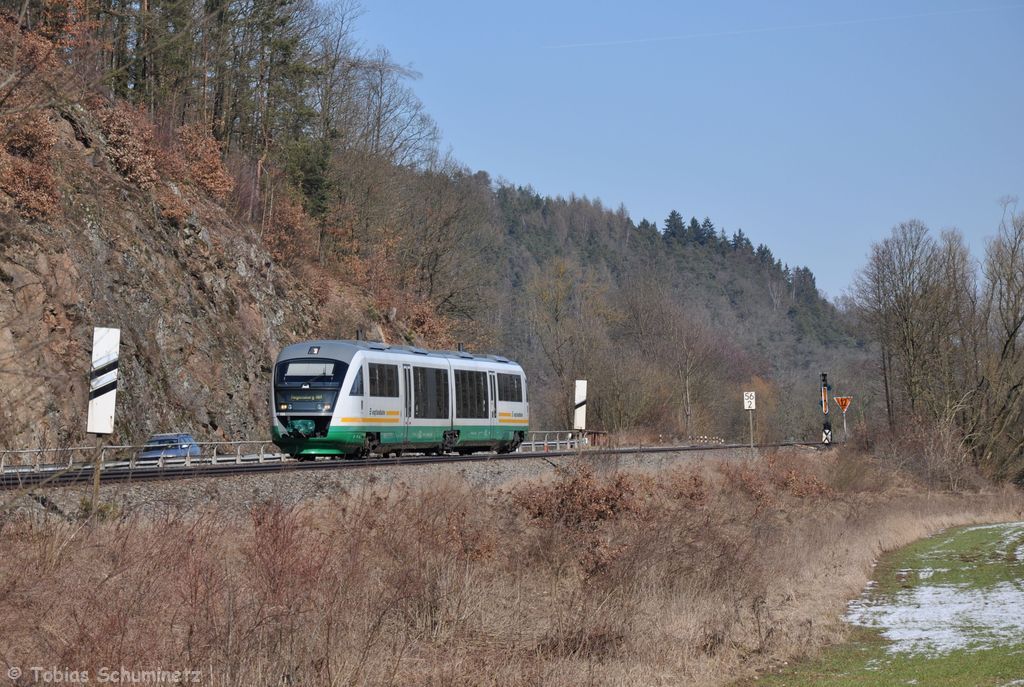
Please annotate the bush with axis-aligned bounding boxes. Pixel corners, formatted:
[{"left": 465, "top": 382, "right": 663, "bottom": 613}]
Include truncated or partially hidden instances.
[
  {"left": 98, "top": 102, "right": 159, "bottom": 188},
  {"left": 0, "top": 108, "right": 59, "bottom": 219},
  {"left": 177, "top": 123, "right": 233, "bottom": 201},
  {"left": 514, "top": 464, "right": 642, "bottom": 531}
]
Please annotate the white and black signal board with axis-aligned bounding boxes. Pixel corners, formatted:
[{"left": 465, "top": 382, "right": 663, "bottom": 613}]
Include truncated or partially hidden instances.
[{"left": 87, "top": 327, "right": 121, "bottom": 435}]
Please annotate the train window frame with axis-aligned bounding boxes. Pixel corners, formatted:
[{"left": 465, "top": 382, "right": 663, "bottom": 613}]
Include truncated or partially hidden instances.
[
  {"left": 413, "top": 366, "right": 449, "bottom": 419},
  {"left": 275, "top": 359, "right": 345, "bottom": 385},
  {"left": 368, "top": 363, "right": 399, "bottom": 398},
  {"left": 497, "top": 373, "right": 523, "bottom": 402},
  {"left": 349, "top": 367, "right": 364, "bottom": 396},
  {"left": 454, "top": 369, "right": 488, "bottom": 419}
]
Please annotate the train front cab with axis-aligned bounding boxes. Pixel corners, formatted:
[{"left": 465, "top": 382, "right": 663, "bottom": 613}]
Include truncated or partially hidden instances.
[{"left": 272, "top": 350, "right": 353, "bottom": 458}]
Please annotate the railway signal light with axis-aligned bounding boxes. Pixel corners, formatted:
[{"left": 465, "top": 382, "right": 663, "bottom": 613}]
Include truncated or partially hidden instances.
[{"left": 821, "top": 373, "right": 831, "bottom": 444}]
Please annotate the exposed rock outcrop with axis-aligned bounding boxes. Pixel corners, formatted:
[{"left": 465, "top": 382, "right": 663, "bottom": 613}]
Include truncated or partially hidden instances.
[{"left": 0, "top": 98, "right": 317, "bottom": 448}]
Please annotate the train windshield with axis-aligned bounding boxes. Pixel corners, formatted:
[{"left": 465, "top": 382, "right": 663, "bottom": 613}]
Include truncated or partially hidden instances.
[{"left": 275, "top": 359, "right": 347, "bottom": 386}]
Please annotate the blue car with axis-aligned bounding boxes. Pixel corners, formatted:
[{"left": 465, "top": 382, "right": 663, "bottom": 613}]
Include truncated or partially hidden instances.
[{"left": 137, "top": 433, "right": 202, "bottom": 463}]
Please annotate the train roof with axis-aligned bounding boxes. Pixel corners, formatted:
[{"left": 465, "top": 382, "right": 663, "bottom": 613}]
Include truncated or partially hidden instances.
[{"left": 276, "top": 340, "right": 522, "bottom": 368}]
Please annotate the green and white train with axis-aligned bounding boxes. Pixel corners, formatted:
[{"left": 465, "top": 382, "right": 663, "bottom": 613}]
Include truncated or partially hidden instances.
[{"left": 271, "top": 340, "right": 529, "bottom": 458}]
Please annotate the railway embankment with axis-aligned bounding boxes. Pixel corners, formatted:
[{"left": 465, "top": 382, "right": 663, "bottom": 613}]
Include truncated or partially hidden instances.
[
  {"left": 1, "top": 446, "right": 1020, "bottom": 686},
  {"left": 3, "top": 446, "right": 762, "bottom": 520}
]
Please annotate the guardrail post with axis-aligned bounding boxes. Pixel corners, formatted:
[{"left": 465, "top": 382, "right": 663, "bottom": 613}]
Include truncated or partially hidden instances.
[
  {"left": 258, "top": 445, "right": 264, "bottom": 463},
  {"left": 235, "top": 445, "right": 241, "bottom": 464},
  {"left": 0, "top": 453, "right": 5, "bottom": 475}
]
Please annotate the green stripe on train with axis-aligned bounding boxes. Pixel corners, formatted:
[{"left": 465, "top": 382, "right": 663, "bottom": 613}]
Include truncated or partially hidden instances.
[{"left": 272, "top": 423, "right": 527, "bottom": 456}]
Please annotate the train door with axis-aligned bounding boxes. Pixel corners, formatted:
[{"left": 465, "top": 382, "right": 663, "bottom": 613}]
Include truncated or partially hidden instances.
[
  {"left": 488, "top": 371, "right": 498, "bottom": 433},
  {"left": 402, "top": 364, "right": 412, "bottom": 444}
]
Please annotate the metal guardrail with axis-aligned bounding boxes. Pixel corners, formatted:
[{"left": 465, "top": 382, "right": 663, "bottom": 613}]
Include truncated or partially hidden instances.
[
  {"left": 517, "top": 431, "right": 589, "bottom": 453},
  {"left": 0, "top": 441, "right": 283, "bottom": 475}
]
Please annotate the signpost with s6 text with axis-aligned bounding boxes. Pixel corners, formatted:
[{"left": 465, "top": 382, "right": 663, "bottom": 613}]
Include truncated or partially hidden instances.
[{"left": 743, "top": 391, "right": 756, "bottom": 452}]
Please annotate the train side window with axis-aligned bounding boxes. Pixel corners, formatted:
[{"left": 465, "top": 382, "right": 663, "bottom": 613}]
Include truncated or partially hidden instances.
[
  {"left": 497, "top": 373, "right": 523, "bottom": 402},
  {"left": 368, "top": 363, "right": 399, "bottom": 397},
  {"left": 454, "top": 369, "right": 488, "bottom": 418},
  {"left": 413, "top": 366, "right": 449, "bottom": 419},
  {"left": 349, "top": 368, "right": 364, "bottom": 396}
]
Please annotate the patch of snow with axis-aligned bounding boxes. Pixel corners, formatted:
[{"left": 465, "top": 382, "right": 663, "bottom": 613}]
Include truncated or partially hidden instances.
[
  {"left": 847, "top": 581, "right": 1024, "bottom": 656},
  {"left": 994, "top": 523, "right": 1024, "bottom": 558},
  {"left": 962, "top": 523, "right": 1011, "bottom": 532}
]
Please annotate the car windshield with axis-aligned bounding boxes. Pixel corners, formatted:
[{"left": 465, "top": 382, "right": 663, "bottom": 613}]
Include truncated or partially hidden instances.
[{"left": 144, "top": 436, "right": 191, "bottom": 447}]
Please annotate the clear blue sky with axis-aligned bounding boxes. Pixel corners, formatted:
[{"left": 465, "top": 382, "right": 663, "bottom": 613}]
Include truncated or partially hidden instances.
[{"left": 357, "top": 1, "right": 1024, "bottom": 298}]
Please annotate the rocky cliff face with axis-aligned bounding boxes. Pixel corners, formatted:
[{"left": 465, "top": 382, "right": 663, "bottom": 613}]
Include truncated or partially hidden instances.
[{"left": 0, "top": 109, "right": 318, "bottom": 449}]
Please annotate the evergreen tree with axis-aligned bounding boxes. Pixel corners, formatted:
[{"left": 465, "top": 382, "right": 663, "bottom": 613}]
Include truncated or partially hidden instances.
[
  {"left": 699, "top": 216, "right": 715, "bottom": 245},
  {"left": 637, "top": 218, "right": 658, "bottom": 235},
  {"left": 688, "top": 216, "right": 701, "bottom": 242},
  {"left": 663, "top": 210, "right": 685, "bottom": 242},
  {"left": 731, "top": 228, "right": 752, "bottom": 253},
  {"left": 717, "top": 228, "right": 729, "bottom": 253}
]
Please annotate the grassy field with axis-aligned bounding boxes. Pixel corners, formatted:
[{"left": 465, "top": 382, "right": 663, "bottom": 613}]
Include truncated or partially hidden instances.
[{"left": 751, "top": 522, "right": 1024, "bottom": 686}]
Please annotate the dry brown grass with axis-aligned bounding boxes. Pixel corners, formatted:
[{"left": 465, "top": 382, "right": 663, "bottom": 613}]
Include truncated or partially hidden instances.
[{"left": 1, "top": 450, "right": 1021, "bottom": 686}]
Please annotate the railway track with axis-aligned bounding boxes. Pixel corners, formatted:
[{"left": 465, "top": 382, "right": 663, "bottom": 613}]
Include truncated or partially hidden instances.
[{"left": 0, "top": 441, "right": 829, "bottom": 490}]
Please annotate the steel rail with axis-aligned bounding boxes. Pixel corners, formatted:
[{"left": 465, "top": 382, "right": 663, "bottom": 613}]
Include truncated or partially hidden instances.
[{"left": 0, "top": 441, "right": 830, "bottom": 491}]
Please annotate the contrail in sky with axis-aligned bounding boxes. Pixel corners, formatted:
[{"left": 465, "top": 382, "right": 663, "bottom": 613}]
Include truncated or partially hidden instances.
[{"left": 546, "top": 3, "right": 1024, "bottom": 49}]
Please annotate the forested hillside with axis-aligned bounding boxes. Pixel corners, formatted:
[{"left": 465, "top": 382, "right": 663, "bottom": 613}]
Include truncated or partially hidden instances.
[
  {"left": 489, "top": 188, "right": 866, "bottom": 437},
  {"left": 0, "top": 0, "right": 869, "bottom": 448}
]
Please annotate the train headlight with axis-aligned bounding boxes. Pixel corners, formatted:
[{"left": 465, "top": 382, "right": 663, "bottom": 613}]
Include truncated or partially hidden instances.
[
  {"left": 279, "top": 403, "right": 288, "bottom": 410},
  {"left": 322, "top": 404, "right": 332, "bottom": 411}
]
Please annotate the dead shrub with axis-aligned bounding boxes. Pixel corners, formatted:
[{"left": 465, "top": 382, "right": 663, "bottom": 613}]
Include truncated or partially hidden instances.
[
  {"left": 0, "top": 154, "right": 58, "bottom": 219},
  {"left": 154, "top": 183, "right": 189, "bottom": 225},
  {"left": 177, "top": 123, "right": 233, "bottom": 201},
  {"left": 720, "top": 453, "right": 835, "bottom": 506},
  {"left": 98, "top": 102, "right": 159, "bottom": 188},
  {"left": 663, "top": 468, "right": 709, "bottom": 506},
  {"left": 3, "top": 108, "right": 58, "bottom": 158},
  {"left": 0, "top": 108, "right": 59, "bottom": 219},
  {"left": 515, "top": 464, "right": 640, "bottom": 531},
  {"left": 826, "top": 447, "right": 889, "bottom": 493},
  {"left": 719, "top": 461, "right": 775, "bottom": 511},
  {"left": 262, "top": 189, "right": 317, "bottom": 264}
]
